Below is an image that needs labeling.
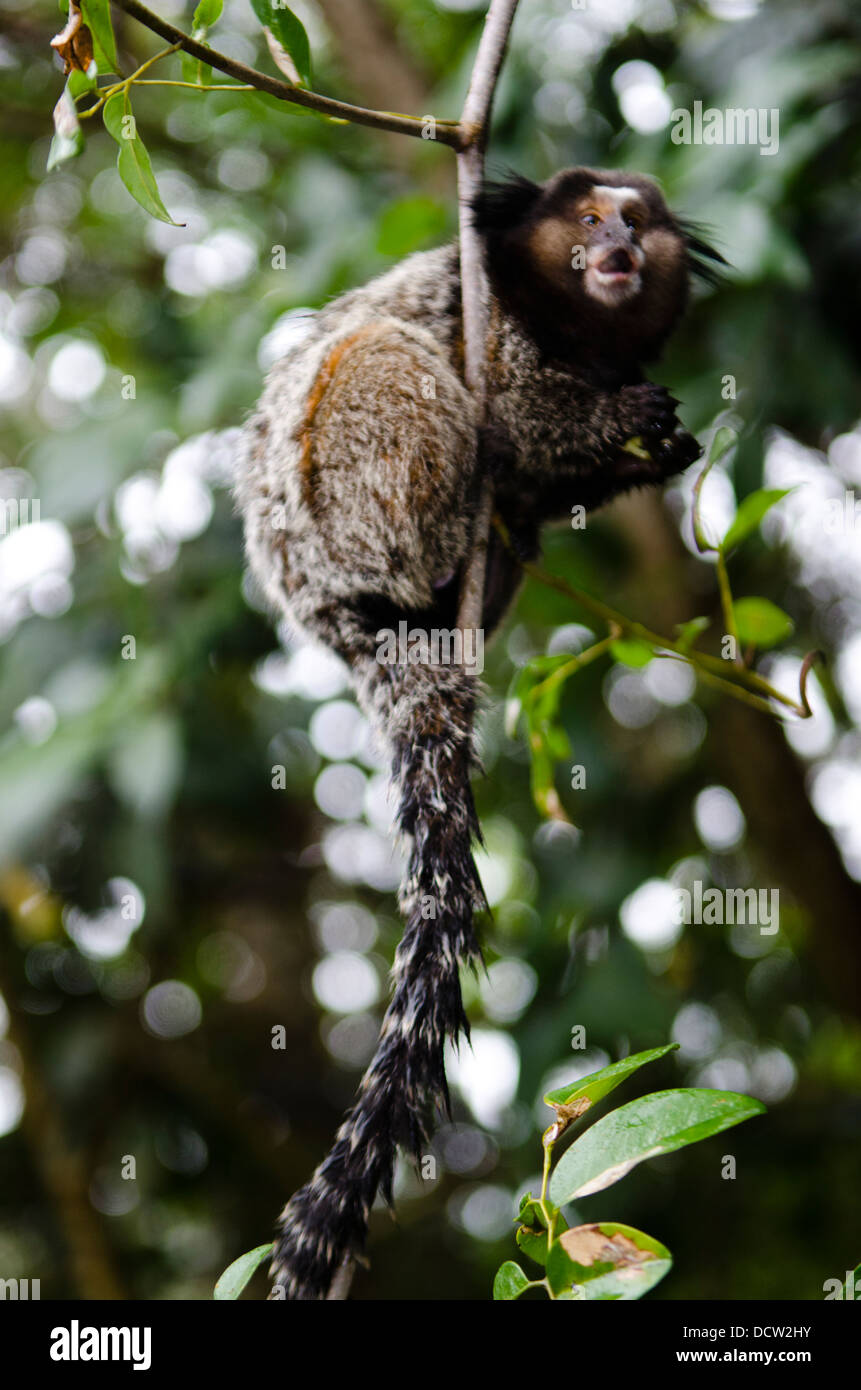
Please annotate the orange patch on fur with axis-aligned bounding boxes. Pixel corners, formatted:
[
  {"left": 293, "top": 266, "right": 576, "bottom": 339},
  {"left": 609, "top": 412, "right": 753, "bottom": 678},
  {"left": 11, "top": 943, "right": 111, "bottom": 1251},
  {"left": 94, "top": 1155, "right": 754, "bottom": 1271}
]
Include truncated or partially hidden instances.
[{"left": 297, "top": 324, "right": 385, "bottom": 511}]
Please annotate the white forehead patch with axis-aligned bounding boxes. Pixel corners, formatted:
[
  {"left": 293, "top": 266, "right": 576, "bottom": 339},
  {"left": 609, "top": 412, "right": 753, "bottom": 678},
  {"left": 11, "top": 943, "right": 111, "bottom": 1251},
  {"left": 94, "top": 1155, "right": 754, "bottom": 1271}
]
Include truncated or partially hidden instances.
[{"left": 591, "top": 185, "right": 643, "bottom": 208}]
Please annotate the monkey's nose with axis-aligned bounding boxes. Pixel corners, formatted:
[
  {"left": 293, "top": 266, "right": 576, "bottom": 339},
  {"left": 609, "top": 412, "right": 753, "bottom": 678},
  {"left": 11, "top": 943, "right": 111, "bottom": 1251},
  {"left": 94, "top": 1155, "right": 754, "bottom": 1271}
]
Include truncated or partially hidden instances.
[{"left": 598, "top": 248, "right": 634, "bottom": 275}]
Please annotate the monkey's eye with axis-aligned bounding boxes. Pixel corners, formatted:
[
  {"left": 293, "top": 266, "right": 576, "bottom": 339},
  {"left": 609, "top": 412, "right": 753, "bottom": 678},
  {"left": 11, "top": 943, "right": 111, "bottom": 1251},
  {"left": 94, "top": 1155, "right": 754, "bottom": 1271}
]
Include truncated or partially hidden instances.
[{"left": 581, "top": 212, "right": 601, "bottom": 227}]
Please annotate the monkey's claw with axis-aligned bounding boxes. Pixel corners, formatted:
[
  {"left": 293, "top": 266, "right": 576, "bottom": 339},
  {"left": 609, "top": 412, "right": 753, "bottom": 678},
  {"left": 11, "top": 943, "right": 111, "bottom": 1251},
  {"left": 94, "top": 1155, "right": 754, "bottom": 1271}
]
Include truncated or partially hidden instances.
[
  {"left": 619, "top": 382, "right": 678, "bottom": 441},
  {"left": 654, "top": 429, "right": 702, "bottom": 476}
]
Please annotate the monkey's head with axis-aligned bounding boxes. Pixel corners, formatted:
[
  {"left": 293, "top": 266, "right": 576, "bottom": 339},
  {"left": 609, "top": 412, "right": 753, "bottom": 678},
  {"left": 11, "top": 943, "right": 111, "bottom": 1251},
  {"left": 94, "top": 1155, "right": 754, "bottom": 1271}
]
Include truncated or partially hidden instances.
[{"left": 472, "top": 166, "right": 724, "bottom": 364}]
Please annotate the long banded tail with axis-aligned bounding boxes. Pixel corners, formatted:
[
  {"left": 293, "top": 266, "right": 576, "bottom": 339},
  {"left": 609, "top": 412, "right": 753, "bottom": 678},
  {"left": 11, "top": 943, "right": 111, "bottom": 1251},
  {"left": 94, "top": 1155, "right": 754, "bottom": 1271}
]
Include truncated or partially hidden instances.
[{"left": 270, "top": 633, "right": 485, "bottom": 1300}]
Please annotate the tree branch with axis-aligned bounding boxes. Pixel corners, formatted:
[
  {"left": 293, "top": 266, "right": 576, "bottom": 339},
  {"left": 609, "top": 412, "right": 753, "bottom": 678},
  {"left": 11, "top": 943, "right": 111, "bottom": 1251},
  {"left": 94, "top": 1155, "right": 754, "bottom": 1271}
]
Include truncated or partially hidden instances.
[
  {"left": 109, "top": 0, "right": 465, "bottom": 147},
  {"left": 455, "top": 0, "right": 520, "bottom": 634},
  {"left": 313, "top": 1, "right": 521, "bottom": 1297}
]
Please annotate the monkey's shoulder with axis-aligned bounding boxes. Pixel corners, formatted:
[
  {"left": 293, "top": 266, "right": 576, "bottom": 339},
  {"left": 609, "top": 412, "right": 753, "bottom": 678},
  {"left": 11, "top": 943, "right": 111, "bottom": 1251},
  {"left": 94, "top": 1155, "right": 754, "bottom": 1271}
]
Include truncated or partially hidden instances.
[{"left": 318, "top": 243, "right": 461, "bottom": 339}]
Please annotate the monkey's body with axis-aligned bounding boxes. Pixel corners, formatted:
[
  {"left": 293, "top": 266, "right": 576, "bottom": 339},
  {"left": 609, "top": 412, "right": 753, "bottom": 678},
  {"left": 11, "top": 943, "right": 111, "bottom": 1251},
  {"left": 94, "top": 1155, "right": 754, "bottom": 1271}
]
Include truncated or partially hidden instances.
[
  {"left": 239, "top": 246, "right": 476, "bottom": 644},
  {"left": 235, "top": 169, "right": 720, "bottom": 1299}
]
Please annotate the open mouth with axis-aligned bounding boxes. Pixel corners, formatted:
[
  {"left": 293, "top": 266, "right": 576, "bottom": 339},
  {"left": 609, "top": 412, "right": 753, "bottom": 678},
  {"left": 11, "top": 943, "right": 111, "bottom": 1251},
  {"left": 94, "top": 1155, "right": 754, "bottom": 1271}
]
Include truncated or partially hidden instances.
[{"left": 595, "top": 249, "right": 635, "bottom": 279}]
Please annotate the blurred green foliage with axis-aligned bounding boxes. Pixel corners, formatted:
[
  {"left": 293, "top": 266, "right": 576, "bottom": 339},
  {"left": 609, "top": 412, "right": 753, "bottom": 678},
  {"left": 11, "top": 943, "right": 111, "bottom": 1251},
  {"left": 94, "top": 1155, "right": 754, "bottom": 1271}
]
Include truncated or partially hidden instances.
[{"left": 0, "top": 0, "right": 860, "bottom": 1301}]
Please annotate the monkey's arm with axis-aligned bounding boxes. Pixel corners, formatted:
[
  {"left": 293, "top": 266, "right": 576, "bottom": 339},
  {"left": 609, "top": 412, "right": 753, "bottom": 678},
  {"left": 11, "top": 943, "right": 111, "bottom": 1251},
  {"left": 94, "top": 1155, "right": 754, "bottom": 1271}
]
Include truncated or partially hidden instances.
[{"left": 486, "top": 369, "right": 699, "bottom": 531}]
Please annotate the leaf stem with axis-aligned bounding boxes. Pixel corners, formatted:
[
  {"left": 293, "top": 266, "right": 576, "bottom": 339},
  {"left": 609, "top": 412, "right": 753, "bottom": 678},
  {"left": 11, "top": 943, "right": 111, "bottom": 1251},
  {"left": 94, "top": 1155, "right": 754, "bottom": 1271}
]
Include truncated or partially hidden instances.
[
  {"left": 539, "top": 1130, "right": 558, "bottom": 1242},
  {"left": 78, "top": 40, "right": 182, "bottom": 117},
  {"left": 493, "top": 517, "right": 810, "bottom": 720},
  {"left": 528, "top": 632, "right": 620, "bottom": 709},
  {"left": 128, "top": 80, "right": 255, "bottom": 90},
  {"left": 715, "top": 548, "right": 742, "bottom": 666}
]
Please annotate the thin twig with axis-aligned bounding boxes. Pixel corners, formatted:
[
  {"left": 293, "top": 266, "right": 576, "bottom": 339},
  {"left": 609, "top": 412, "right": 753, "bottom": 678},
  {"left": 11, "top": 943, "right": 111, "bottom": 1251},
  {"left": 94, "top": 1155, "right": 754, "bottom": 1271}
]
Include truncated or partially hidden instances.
[
  {"left": 493, "top": 517, "right": 813, "bottom": 720},
  {"left": 109, "top": 0, "right": 465, "bottom": 147},
  {"left": 78, "top": 39, "right": 181, "bottom": 117},
  {"left": 715, "top": 548, "right": 742, "bottom": 666},
  {"left": 128, "top": 79, "right": 255, "bottom": 91}
]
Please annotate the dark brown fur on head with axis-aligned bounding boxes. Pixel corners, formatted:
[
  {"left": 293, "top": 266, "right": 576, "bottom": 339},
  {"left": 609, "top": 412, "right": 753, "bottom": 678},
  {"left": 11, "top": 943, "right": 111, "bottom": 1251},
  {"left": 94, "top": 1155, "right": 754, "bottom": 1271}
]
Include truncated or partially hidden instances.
[{"left": 472, "top": 166, "right": 724, "bottom": 368}]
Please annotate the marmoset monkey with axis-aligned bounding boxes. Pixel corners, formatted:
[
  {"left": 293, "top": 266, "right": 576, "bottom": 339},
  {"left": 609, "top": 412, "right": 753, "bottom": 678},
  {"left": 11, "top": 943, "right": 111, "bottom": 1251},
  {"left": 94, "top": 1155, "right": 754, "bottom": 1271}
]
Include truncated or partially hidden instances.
[{"left": 235, "top": 166, "right": 722, "bottom": 1299}]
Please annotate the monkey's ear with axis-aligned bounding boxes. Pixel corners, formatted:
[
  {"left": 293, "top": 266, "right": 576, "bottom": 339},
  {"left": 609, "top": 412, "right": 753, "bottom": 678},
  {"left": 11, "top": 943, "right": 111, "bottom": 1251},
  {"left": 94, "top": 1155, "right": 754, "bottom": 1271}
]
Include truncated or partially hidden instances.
[
  {"left": 679, "top": 218, "right": 728, "bottom": 285},
  {"left": 471, "top": 173, "right": 543, "bottom": 239}
]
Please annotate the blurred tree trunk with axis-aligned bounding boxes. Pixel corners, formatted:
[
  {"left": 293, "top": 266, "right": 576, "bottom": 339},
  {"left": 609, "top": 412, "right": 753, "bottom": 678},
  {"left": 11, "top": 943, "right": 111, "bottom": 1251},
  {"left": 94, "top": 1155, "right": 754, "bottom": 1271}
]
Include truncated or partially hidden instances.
[
  {"left": 712, "top": 699, "right": 861, "bottom": 1019},
  {"left": 0, "top": 936, "right": 123, "bottom": 1299},
  {"left": 315, "top": 0, "right": 429, "bottom": 114},
  {"left": 314, "top": 0, "right": 438, "bottom": 172}
]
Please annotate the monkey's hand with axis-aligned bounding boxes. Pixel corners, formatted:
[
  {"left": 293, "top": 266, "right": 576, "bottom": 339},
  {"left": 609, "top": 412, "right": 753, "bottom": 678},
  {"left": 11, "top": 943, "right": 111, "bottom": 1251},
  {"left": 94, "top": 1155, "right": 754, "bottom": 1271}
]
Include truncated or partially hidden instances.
[
  {"left": 614, "top": 384, "right": 701, "bottom": 480},
  {"left": 614, "top": 426, "right": 702, "bottom": 491},
  {"left": 614, "top": 382, "right": 679, "bottom": 446},
  {"left": 650, "top": 427, "right": 703, "bottom": 478}
]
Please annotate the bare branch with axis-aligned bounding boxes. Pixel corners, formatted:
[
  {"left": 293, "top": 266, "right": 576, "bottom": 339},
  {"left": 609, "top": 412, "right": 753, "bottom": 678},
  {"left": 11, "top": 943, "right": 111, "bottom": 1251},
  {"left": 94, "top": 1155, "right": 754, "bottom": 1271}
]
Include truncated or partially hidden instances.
[
  {"left": 109, "top": 0, "right": 465, "bottom": 147},
  {"left": 458, "top": 0, "right": 520, "bottom": 399},
  {"left": 455, "top": 0, "right": 521, "bottom": 632}
]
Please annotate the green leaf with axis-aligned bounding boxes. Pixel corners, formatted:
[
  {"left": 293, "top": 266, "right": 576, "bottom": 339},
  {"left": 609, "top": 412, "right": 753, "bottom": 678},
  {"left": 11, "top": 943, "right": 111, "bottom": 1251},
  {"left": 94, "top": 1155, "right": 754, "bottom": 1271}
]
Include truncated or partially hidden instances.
[
  {"left": 549, "top": 1088, "right": 766, "bottom": 1206},
  {"left": 193, "top": 0, "right": 223, "bottom": 29},
  {"left": 506, "top": 654, "right": 576, "bottom": 732},
  {"left": 516, "top": 1225, "right": 549, "bottom": 1267},
  {"left": 546, "top": 1223, "right": 672, "bottom": 1301},
  {"left": 722, "top": 488, "right": 793, "bottom": 553},
  {"left": 610, "top": 638, "right": 654, "bottom": 668},
  {"left": 528, "top": 722, "right": 569, "bottom": 823},
  {"left": 692, "top": 425, "right": 738, "bottom": 552},
  {"left": 517, "top": 1192, "right": 547, "bottom": 1228},
  {"left": 47, "top": 129, "right": 83, "bottom": 171},
  {"left": 515, "top": 1194, "right": 567, "bottom": 1267},
  {"left": 68, "top": 66, "right": 97, "bottom": 97},
  {"left": 504, "top": 669, "right": 529, "bottom": 738},
  {"left": 48, "top": 82, "right": 84, "bottom": 171},
  {"left": 507, "top": 654, "right": 578, "bottom": 822},
  {"left": 544, "top": 1044, "right": 679, "bottom": 1111},
  {"left": 524, "top": 655, "right": 579, "bottom": 678},
  {"left": 249, "top": 0, "right": 313, "bottom": 86},
  {"left": 733, "top": 597, "right": 794, "bottom": 650},
  {"left": 708, "top": 425, "right": 737, "bottom": 468},
  {"left": 492, "top": 1260, "right": 532, "bottom": 1301},
  {"left": 517, "top": 1214, "right": 569, "bottom": 1268},
  {"left": 214, "top": 1243, "right": 273, "bottom": 1300},
  {"left": 103, "top": 93, "right": 183, "bottom": 226},
  {"left": 674, "top": 616, "right": 711, "bottom": 652},
  {"left": 80, "top": 0, "right": 118, "bottom": 74}
]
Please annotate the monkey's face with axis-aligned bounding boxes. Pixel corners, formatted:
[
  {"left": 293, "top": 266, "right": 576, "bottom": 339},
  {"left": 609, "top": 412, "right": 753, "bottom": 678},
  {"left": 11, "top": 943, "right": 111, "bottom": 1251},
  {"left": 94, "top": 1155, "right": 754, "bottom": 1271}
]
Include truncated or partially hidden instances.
[
  {"left": 571, "top": 185, "right": 647, "bottom": 306},
  {"left": 474, "top": 165, "right": 722, "bottom": 361},
  {"left": 528, "top": 170, "right": 688, "bottom": 321}
]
